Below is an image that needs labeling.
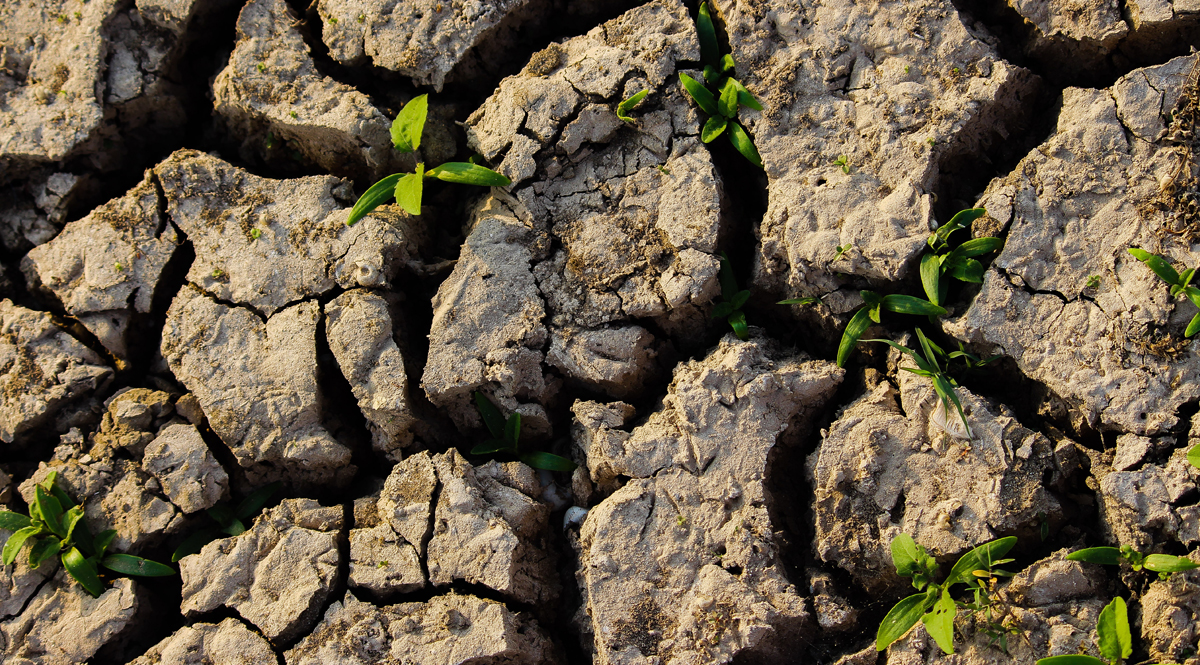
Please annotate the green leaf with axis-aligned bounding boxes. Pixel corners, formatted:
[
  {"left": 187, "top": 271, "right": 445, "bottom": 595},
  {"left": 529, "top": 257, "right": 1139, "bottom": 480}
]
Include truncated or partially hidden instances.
[
  {"left": 876, "top": 592, "right": 935, "bottom": 651},
  {"left": 680, "top": 73, "right": 718, "bottom": 115},
  {"left": 207, "top": 504, "right": 237, "bottom": 529},
  {"left": 890, "top": 533, "right": 921, "bottom": 575},
  {"left": 29, "top": 536, "right": 62, "bottom": 568},
  {"left": 721, "top": 54, "right": 736, "bottom": 73},
  {"left": 728, "top": 310, "right": 749, "bottom": 340},
  {"left": 863, "top": 338, "right": 934, "bottom": 375},
  {"left": 504, "top": 412, "right": 522, "bottom": 447},
  {"left": 2, "top": 526, "right": 40, "bottom": 565},
  {"left": 920, "top": 253, "right": 942, "bottom": 305},
  {"left": 34, "top": 485, "right": 65, "bottom": 539},
  {"left": 390, "top": 94, "right": 428, "bottom": 153},
  {"left": 701, "top": 115, "right": 727, "bottom": 143},
  {"left": 1097, "top": 596, "right": 1131, "bottom": 663},
  {"left": 730, "top": 290, "right": 751, "bottom": 310},
  {"left": 93, "top": 529, "right": 117, "bottom": 558},
  {"left": 172, "top": 527, "right": 221, "bottom": 562},
  {"left": 62, "top": 506, "right": 84, "bottom": 544},
  {"left": 223, "top": 518, "right": 246, "bottom": 537},
  {"left": 617, "top": 89, "right": 649, "bottom": 122},
  {"left": 46, "top": 480, "right": 76, "bottom": 511},
  {"left": 718, "top": 78, "right": 739, "bottom": 118},
  {"left": 346, "top": 174, "right": 402, "bottom": 226},
  {"left": 1144, "top": 553, "right": 1200, "bottom": 573},
  {"left": 474, "top": 392, "right": 506, "bottom": 440},
  {"left": 881, "top": 295, "right": 947, "bottom": 317},
  {"left": 395, "top": 164, "right": 424, "bottom": 216},
  {"left": 1187, "top": 312, "right": 1200, "bottom": 338},
  {"left": 837, "top": 307, "right": 874, "bottom": 367},
  {"left": 915, "top": 328, "right": 945, "bottom": 372},
  {"left": 957, "top": 237, "right": 1004, "bottom": 257},
  {"left": 778, "top": 297, "right": 821, "bottom": 306},
  {"left": 0, "top": 511, "right": 32, "bottom": 532},
  {"left": 696, "top": 1, "right": 720, "bottom": 67},
  {"left": 711, "top": 302, "right": 734, "bottom": 319},
  {"left": 234, "top": 482, "right": 284, "bottom": 521},
  {"left": 1128, "top": 247, "right": 1181, "bottom": 286},
  {"left": 727, "top": 121, "right": 763, "bottom": 168},
  {"left": 719, "top": 252, "right": 738, "bottom": 297},
  {"left": 471, "top": 440, "right": 512, "bottom": 456},
  {"left": 730, "top": 78, "right": 763, "bottom": 111},
  {"left": 946, "top": 537, "right": 1017, "bottom": 587},
  {"left": 426, "top": 162, "right": 512, "bottom": 186},
  {"left": 1184, "top": 285, "right": 1200, "bottom": 310},
  {"left": 62, "top": 547, "right": 103, "bottom": 598},
  {"left": 948, "top": 258, "right": 985, "bottom": 283},
  {"left": 519, "top": 451, "right": 577, "bottom": 472},
  {"left": 933, "top": 374, "right": 970, "bottom": 436},
  {"left": 1067, "top": 547, "right": 1122, "bottom": 566},
  {"left": 101, "top": 553, "right": 175, "bottom": 577},
  {"left": 703, "top": 65, "right": 721, "bottom": 84},
  {"left": 922, "top": 588, "right": 957, "bottom": 654},
  {"left": 1188, "top": 443, "right": 1200, "bottom": 470},
  {"left": 1035, "top": 656, "right": 1108, "bottom": 665}
]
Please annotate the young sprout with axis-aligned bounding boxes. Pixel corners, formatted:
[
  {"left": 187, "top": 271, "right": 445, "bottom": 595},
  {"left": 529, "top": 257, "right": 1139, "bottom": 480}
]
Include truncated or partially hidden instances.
[
  {"left": 920, "top": 207, "right": 1003, "bottom": 306},
  {"left": 1036, "top": 597, "right": 1131, "bottom": 665},
  {"left": 1127, "top": 247, "right": 1200, "bottom": 336},
  {"left": 114, "top": 262, "right": 124, "bottom": 271},
  {"left": 834, "top": 243, "right": 853, "bottom": 261},
  {"left": 1067, "top": 545, "right": 1199, "bottom": 579},
  {"left": 617, "top": 89, "right": 649, "bottom": 122},
  {"left": 0, "top": 471, "right": 174, "bottom": 598},
  {"left": 347, "top": 95, "right": 511, "bottom": 225},
  {"left": 171, "top": 482, "right": 282, "bottom": 561},
  {"left": 256, "top": 63, "right": 266, "bottom": 72},
  {"left": 1086, "top": 275, "right": 1101, "bottom": 289},
  {"left": 866, "top": 328, "right": 971, "bottom": 437},
  {"left": 211, "top": 268, "right": 225, "bottom": 278},
  {"left": 833, "top": 155, "right": 850, "bottom": 174},
  {"left": 837, "top": 292, "right": 946, "bottom": 367},
  {"left": 470, "top": 392, "right": 576, "bottom": 472},
  {"left": 711, "top": 252, "right": 752, "bottom": 340},
  {"left": 249, "top": 228, "right": 262, "bottom": 240}
]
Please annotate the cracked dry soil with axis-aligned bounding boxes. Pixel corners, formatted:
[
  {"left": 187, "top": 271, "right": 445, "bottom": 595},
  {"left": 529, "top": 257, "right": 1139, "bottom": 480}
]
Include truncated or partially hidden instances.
[{"left": 2, "top": 0, "right": 1200, "bottom": 663}]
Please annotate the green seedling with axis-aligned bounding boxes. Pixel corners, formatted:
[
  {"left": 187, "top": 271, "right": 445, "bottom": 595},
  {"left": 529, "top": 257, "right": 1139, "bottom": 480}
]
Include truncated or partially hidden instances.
[
  {"left": 289, "top": 111, "right": 298, "bottom": 119},
  {"left": 1190, "top": 444, "right": 1200, "bottom": 470},
  {"left": 837, "top": 291, "right": 946, "bottom": 367},
  {"left": 1035, "top": 597, "right": 1131, "bottom": 665},
  {"left": 249, "top": 228, "right": 262, "bottom": 240},
  {"left": 947, "top": 340, "right": 1000, "bottom": 372},
  {"left": 256, "top": 63, "right": 265, "bottom": 72},
  {"left": 877, "top": 534, "right": 1018, "bottom": 654},
  {"left": 834, "top": 243, "right": 853, "bottom": 261},
  {"left": 679, "top": 1, "right": 764, "bottom": 168},
  {"left": 1086, "top": 275, "right": 1101, "bottom": 289},
  {"left": 1127, "top": 247, "right": 1200, "bottom": 337},
  {"left": 211, "top": 268, "right": 224, "bottom": 279},
  {"left": 920, "top": 208, "right": 1003, "bottom": 306},
  {"left": 657, "top": 164, "right": 671, "bottom": 175},
  {"left": 711, "top": 252, "right": 752, "bottom": 340},
  {"left": 0, "top": 471, "right": 173, "bottom": 598},
  {"left": 1067, "top": 545, "right": 1199, "bottom": 579},
  {"left": 171, "top": 482, "right": 282, "bottom": 561},
  {"left": 617, "top": 89, "right": 648, "bottom": 122},
  {"left": 114, "top": 262, "right": 124, "bottom": 271},
  {"left": 866, "top": 328, "right": 971, "bottom": 437},
  {"left": 346, "top": 95, "right": 511, "bottom": 225},
  {"left": 833, "top": 155, "right": 850, "bottom": 174},
  {"left": 471, "top": 392, "right": 576, "bottom": 472}
]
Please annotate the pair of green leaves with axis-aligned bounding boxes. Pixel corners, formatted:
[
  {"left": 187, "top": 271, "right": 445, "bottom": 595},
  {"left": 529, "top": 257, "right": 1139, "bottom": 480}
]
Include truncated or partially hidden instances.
[
  {"left": 346, "top": 94, "right": 512, "bottom": 226},
  {"left": 1067, "top": 545, "right": 1200, "bottom": 576},
  {"left": 1128, "top": 247, "right": 1200, "bottom": 337},
  {"left": 1036, "top": 597, "right": 1131, "bottom": 665},
  {"left": 711, "top": 252, "right": 751, "bottom": 340},
  {"left": 0, "top": 471, "right": 173, "bottom": 598},
  {"left": 680, "top": 1, "right": 763, "bottom": 168},
  {"left": 837, "top": 291, "right": 946, "bottom": 367},
  {"left": 877, "top": 534, "right": 1018, "bottom": 654},
  {"left": 920, "top": 208, "right": 1004, "bottom": 306},
  {"left": 171, "top": 481, "right": 282, "bottom": 562},
  {"left": 867, "top": 328, "right": 971, "bottom": 437},
  {"left": 471, "top": 392, "right": 576, "bottom": 472}
]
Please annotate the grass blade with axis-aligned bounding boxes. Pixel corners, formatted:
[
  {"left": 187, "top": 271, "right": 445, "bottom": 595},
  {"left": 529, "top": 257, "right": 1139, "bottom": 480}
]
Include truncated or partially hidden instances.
[
  {"left": 727, "top": 121, "right": 763, "bottom": 168},
  {"left": 346, "top": 173, "right": 401, "bottom": 226},
  {"left": 837, "top": 307, "right": 874, "bottom": 367},
  {"left": 1035, "top": 656, "right": 1108, "bottom": 665},
  {"left": 34, "top": 485, "right": 65, "bottom": 538},
  {"left": 881, "top": 295, "right": 946, "bottom": 317},
  {"left": 471, "top": 440, "right": 511, "bottom": 456},
  {"left": 617, "top": 89, "right": 649, "bottom": 122},
  {"left": 474, "top": 392, "right": 506, "bottom": 439},
  {"left": 957, "top": 237, "right": 1004, "bottom": 257},
  {"left": 519, "top": 452, "right": 577, "bottom": 472},
  {"left": 680, "top": 73, "right": 718, "bottom": 115},
  {"left": 696, "top": 1, "right": 720, "bottom": 66},
  {"left": 101, "top": 553, "right": 175, "bottom": 577},
  {"left": 426, "top": 162, "right": 511, "bottom": 186}
]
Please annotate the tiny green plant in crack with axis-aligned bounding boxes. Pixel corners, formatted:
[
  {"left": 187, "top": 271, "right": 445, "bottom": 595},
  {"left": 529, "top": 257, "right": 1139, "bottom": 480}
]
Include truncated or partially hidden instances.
[
  {"left": 712, "top": 252, "right": 751, "bottom": 340},
  {"left": 171, "top": 481, "right": 283, "bottom": 562},
  {"left": 346, "top": 95, "right": 511, "bottom": 225},
  {"left": 1067, "top": 545, "right": 1199, "bottom": 579},
  {"left": 617, "top": 89, "right": 649, "bottom": 122},
  {"left": 867, "top": 328, "right": 971, "bottom": 437},
  {"left": 836, "top": 291, "right": 945, "bottom": 367},
  {"left": 920, "top": 207, "right": 1003, "bottom": 307},
  {"left": 877, "top": 533, "right": 1018, "bottom": 655},
  {"left": 1036, "top": 597, "right": 1131, "bottom": 665},
  {"left": 0, "top": 471, "right": 174, "bottom": 598},
  {"left": 1127, "top": 247, "right": 1200, "bottom": 337},
  {"left": 471, "top": 392, "right": 576, "bottom": 472},
  {"left": 679, "top": 0, "right": 764, "bottom": 168}
]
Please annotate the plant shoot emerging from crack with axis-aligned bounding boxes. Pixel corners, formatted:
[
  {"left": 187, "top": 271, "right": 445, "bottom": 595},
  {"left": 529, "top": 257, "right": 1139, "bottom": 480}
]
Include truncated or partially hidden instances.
[
  {"left": 346, "top": 95, "right": 511, "bottom": 225},
  {"left": 171, "top": 481, "right": 283, "bottom": 561},
  {"left": 866, "top": 328, "right": 971, "bottom": 437},
  {"left": 1036, "top": 597, "right": 1132, "bottom": 665},
  {"left": 921, "top": 208, "right": 1003, "bottom": 307},
  {"left": 617, "top": 89, "right": 649, "bottom": 122},
  {"left": 712, "top": 252, "right": 751, "bottom": 340},
  {"left": 471, "top": 392, "right": 576, "bottom": 472},
  {"left": 1127, "top": 247, "right": 1200, "bottom": 337},
  {"left": 0, "top": 471, "right": 174, "bottom": 597},
  {"left": 1067, "top": 545, "right": 1199, "bottom": 579}
]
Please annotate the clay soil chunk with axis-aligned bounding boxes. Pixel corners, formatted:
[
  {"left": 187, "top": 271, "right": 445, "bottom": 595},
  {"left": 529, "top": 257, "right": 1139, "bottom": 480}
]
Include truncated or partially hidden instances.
[
  {"left": 0, "top": 573, "right": 142, "bottom": 664},
  {"left": 127, "top": 617, "right": 278, "bottom": 665}
]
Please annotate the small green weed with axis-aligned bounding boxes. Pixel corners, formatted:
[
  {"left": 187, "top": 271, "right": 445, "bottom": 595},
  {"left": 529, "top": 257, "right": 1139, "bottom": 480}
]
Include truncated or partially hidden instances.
[
  {"left": 877, "top": 534, "right": 1018, "bottom": 654},
  {"left": 834, "top": 243, "right": 853, "bottom": 261},
  {"left": 211, "top": 268, "right": 224, "bottom": 279},
  {"left": 171, "top": 482, "right": 282, "bottom": 561},
  {"left": 114, "top": 262, "right": 124, "bottom": 271},
  {"left": 1127, "top": 247, "right": 1200, "bottom": 336},
  {"left": 1067, "top": 545, "right": 1199, "bottom": 579},
  {"left": 249, "top": 228, "right": 262, "bottom": 240},
  {"left": 0, "top": 471, "right": 174, "bottom": 598},
  {"left": 711, "top": 252, "right": 751, "bottom": 340},
  {"left": 471, "top": 392, "right": 576, "bottom": 472},
  {"left": 679, "top": 1, "right": 764, "bottom": 168},
  {"left": 920, "top": 208, "right": 1003, "bottom": 307},
  {"left": 617, "top": 90, "right": 648, "bottom": 122},
  {"left": 1086, "top": 275, "right": 1101, "bottom": 289},
  {"left": 836, "top": 291, "right": 945, "bottom": 367},
  {"left": 866, "top": 328, "right": 971, "bottom": 436},
  {"left": 833, "top": 155, "right": 850, "bottom": 174},
  {"left": 347, "top": 95, "right": 511, "bottom": 224},
  {"left": 1036, "top": 597, "right": 1131, "bottom": 665}
]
